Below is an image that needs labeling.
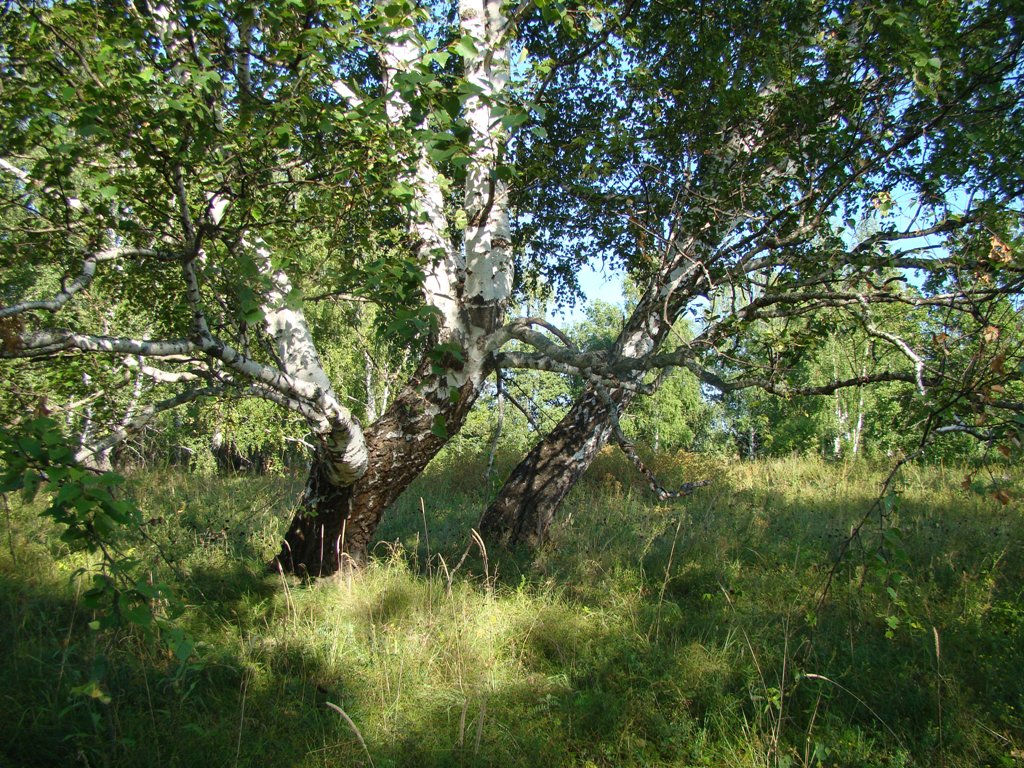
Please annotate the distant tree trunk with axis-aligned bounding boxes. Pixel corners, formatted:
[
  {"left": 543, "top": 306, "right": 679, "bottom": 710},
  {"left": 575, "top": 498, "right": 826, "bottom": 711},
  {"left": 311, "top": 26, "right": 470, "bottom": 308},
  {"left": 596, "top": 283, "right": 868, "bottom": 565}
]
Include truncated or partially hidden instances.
[
  {"left": 274, "top": 362, "right": 482, "bottom": 575},
  {"left": 479, "top": 386, "right": 623, "bottom": 547},
  {"left": 484, "top": 378, "right": 504, "bottom": 481},
  {"left": 363, "top": 349, "right": 379, "bottom": 423},
  {"left": 852, "top": 385, "right": 865, "bottom": 457},
  {"left": 852, "top": 344, "right": 869, "bottom": 456},
  {"left": 833, "top": 394, "right": 845, "bottom": 458}
]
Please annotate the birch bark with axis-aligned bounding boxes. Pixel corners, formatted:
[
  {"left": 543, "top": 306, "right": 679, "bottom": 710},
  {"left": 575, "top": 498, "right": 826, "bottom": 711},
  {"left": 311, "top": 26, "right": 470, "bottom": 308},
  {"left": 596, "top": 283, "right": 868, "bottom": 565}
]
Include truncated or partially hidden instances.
[{"left": 274, "top": 0, "right": 514, "bottom": 574}]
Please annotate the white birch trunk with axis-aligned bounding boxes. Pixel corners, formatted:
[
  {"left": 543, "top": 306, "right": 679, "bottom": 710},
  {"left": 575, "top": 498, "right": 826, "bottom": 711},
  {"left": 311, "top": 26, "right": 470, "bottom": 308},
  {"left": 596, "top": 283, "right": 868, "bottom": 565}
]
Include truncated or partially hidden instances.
[
  {"left": 253, "top": 239, "right": 369, "bottom": 486},
  {"left": 363, "top": 349, "right": 379, "bottom": 423}
]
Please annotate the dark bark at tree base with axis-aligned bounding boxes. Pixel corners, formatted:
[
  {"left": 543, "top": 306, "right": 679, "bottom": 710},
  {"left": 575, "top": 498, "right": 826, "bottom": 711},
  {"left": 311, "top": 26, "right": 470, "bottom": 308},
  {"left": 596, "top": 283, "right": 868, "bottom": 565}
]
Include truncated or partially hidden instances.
[
  {"left": 479, "top": 388, "right": 619, "bottom": 547},
  {"left": 274, "top": 365, "right": 481, "bottom": 577},
  {"left": 274, "top": 459, "right": 355, "bottom": 576}
]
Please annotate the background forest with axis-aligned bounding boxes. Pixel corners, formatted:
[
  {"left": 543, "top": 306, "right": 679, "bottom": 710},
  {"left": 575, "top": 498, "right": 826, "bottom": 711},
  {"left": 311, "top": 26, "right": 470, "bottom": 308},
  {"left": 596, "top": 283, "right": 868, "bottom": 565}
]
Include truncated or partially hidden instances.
[{"left": 3, "top": 281, "right": 1009, "bottom": 476}]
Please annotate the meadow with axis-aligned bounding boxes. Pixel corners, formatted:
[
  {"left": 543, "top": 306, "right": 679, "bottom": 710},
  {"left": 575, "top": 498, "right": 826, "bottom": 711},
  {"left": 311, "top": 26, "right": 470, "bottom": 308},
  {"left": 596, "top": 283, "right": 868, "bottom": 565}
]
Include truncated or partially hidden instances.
[{"left": 1, "top": 450, "right": 1022, "bottom": 768}]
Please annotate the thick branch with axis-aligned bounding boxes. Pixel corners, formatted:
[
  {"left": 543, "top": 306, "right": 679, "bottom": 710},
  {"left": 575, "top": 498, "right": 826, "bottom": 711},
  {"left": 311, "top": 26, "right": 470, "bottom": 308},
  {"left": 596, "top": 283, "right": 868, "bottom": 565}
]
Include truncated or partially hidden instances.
[{"left": 3, "top": 330, "right": 197, "bottom": 359}]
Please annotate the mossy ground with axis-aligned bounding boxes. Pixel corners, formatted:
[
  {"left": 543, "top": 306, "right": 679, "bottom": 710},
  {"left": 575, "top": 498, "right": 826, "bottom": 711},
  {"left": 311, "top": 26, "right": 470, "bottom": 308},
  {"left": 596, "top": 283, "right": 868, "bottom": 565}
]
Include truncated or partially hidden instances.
[{"left": 1, "top": 450, "right": 1022, "bottom": 767}]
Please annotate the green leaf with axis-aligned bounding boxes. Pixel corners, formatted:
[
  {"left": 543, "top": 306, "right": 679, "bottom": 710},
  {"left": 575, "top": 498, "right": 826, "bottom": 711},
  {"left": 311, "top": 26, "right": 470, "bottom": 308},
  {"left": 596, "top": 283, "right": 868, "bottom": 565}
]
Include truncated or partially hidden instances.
[
  {"left": 500, "top": 112, "right": 530, "bottom": 130},
  {"left": 427, "top": 50, "right": 450, "bottom": 68},
  {"left": 284, "top": 287, "right": 304, "bottom": 310},
  {"left": 21, "top": 469, "right": 41, "bottom": 502},
  {"left": 173, "top": 638, "right": 194, "bottom": 661},
  {"left": 125, "top": 604, "right": 154, "bottom": 627},
  {"left": 390, "top": 181, "right": 416, "bottom": 201},
  {"left": 17, "top": 436, "right": 42, "bottom": 457},
  {"left": 427, "top": 145, "right": 457, "bottom": 163},
  {"left": 69, "top": 680, "right": 111, "bottom": 704},
  {"left": 453, "top": 35, "right": 478, "bottom": 59}
]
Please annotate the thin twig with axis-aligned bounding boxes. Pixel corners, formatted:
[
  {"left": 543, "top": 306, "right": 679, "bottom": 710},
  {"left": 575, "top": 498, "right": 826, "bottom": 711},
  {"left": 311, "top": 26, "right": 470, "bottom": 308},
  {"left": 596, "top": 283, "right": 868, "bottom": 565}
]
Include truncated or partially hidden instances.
[
  {"left": 802, "top": 674, "right": 905, "bottom": 747},
  {"left": 234, "top": 669, "right": 250, "bottom": 767}
]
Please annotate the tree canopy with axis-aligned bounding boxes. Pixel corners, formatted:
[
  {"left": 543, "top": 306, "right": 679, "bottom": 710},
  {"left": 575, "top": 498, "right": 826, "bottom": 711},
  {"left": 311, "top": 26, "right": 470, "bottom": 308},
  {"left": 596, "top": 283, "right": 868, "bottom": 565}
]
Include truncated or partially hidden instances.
[{"left": 2, "top": 0, "right": 1023, "bottom": 571}]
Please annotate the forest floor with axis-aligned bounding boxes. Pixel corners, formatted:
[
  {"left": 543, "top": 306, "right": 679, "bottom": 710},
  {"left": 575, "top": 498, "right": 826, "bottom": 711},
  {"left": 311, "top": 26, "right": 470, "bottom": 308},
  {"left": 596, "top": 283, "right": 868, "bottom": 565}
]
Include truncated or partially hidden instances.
[{"left": 1, "top": 450, "right": 1023, "bottom": 768}]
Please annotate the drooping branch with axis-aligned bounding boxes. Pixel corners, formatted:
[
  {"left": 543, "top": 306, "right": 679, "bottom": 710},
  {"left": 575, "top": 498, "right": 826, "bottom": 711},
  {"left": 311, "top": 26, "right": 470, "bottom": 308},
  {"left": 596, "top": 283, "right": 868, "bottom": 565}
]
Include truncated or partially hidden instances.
[
  {"left": 501, "top": 380, "right": 543, "bottom": 432},
  {"left": 0, "top": 248, "right": 173, "bottom": 320},
  {"left": 254, "top": 237, "right": 369, "bottom": 484},
  {"left": 2, "top": 237, "right": 371, "bottom": 487},
  {"left": 679, "top": 364, "right": 920, "bottom": 398},
  {"left": 590, "top": 378, "right": 710, "bottom": 501},
  {"left": 612, "top": 431, "right": 712, "bottom": 501}
]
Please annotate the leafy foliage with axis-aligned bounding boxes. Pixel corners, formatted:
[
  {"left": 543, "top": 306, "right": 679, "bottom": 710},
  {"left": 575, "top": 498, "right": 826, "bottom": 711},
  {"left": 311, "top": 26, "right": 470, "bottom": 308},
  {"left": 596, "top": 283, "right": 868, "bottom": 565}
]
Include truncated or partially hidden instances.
[{"left": 0, "top": 415, "right": 191, "bottom": 662}]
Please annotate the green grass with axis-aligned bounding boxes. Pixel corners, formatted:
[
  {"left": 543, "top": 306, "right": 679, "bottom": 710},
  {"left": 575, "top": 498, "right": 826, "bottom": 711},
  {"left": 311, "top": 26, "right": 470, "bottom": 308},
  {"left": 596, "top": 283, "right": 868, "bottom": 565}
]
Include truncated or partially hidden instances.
[{"left": 1, "top": 451, "right": 1023, "bottom": 767}]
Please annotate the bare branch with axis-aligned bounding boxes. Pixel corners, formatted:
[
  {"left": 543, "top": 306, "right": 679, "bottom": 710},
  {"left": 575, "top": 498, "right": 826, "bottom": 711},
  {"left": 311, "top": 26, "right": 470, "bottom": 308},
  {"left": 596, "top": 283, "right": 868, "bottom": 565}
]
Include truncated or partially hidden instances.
[
  {"left": 3, "top": 330, "right": 197, "bottom": 359},
  {"left": 511, "top": 316, "right": 579, "bottom": 351},
  {"left": 679, "top": 361, "right": 919, "bottom": 397},
  {"left": 502, "top": 383, "right": 542, "bottom": 432},
  {"left": 590, "top": 378, "right": 710, "bottom": 500},
  {"left": 123, "top": 356, "right": 205, "bottom": 384}
]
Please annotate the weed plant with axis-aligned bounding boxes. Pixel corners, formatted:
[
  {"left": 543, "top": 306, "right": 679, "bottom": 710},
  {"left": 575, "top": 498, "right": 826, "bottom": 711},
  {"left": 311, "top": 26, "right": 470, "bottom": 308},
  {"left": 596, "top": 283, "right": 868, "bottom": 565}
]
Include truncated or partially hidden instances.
[{"left": 1, "top": 451, "right": 1022, "bottom": 767}]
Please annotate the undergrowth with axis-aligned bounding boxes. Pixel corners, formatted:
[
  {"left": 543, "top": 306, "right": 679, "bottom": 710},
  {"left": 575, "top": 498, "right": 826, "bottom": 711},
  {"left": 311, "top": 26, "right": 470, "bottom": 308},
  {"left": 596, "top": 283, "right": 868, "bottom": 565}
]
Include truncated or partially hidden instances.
[{"left": 1, "top": 451, "right": 1022, "bottom": 767}]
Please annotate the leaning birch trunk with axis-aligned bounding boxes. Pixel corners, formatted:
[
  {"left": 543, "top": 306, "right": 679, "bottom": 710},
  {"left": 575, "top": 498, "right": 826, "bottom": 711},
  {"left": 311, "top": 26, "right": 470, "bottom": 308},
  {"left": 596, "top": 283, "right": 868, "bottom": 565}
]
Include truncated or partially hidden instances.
[
  {"left": 480, "top": 95, "right": 794, "bottom": 548},
  {"left": 480, "top": 385, "right": 627, "bottom": 547},
  {"left": 481, "top": 241, "right": 711, "bottom": 546}
]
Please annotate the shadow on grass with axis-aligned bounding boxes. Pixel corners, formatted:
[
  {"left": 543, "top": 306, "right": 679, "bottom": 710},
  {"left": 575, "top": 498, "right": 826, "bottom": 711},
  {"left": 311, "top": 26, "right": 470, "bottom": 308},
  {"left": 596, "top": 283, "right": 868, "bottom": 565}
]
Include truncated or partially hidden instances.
[
  {"left": 376, "top": 450, "right": 1024, "bottom": 763},
  {"left": 184, "top": 561, "right": 280, "bottom": 610},
  {"left": 0, "top": 560, "right": 711, "bottom": 767},
  {"left": 2, "top": 454, "right": 1023, "bottom": 767}
]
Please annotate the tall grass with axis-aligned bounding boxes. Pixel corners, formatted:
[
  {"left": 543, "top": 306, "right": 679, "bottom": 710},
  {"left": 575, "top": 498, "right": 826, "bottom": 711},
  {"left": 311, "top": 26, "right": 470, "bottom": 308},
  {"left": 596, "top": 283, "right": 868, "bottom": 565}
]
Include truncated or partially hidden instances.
[{"left": 1, "top": 451, "right": 1022, "bottom": 767}]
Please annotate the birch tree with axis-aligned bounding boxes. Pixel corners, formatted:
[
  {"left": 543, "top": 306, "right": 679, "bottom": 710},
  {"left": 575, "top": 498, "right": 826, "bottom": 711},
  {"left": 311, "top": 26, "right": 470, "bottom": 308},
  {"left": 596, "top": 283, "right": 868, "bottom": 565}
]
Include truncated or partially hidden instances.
[
  {"left": 1, "top": 0, "right": 523, "bottom": 574},
  {"left": 480, "top": 0, "right": 1024, "bottom": 544}
]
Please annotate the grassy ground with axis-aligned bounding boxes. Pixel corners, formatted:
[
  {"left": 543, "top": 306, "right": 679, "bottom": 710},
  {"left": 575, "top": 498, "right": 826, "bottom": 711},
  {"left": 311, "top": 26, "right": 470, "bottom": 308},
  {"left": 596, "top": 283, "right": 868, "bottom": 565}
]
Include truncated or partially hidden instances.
[{"left": 1, "top": 450, "right": 1022, "bottom": 767}]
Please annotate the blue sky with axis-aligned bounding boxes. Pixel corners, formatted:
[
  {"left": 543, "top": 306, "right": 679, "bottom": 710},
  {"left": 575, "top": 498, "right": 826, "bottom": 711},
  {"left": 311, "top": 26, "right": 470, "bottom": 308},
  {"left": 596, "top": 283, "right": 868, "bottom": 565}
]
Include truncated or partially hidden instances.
[{"left": 548, "top": 260, "right": 625, "bottom": 325}]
